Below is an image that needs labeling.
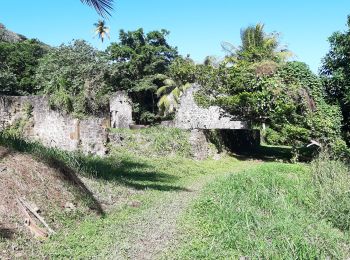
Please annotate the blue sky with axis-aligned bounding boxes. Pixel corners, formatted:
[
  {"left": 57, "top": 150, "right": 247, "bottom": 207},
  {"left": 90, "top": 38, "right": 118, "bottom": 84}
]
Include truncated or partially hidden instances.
[{"left": 1, "top": 0, "right": 349, "bottom": 72}]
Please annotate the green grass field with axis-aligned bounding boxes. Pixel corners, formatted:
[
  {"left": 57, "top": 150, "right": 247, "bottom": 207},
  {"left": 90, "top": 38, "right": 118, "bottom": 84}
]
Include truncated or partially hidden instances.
[
  {"left": 169, "top": 161, "right": 350, "bottom": 259},
  {"left": 1, "top": 132, "right": 349, "bottom": 259}
]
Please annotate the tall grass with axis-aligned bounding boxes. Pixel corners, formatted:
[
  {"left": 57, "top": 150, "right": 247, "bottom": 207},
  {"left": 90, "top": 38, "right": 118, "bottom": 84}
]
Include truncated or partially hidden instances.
[
  {"left": 171, "top": 157, "right": 350, "bottom": 259},
  {"left": 109, "top": 126, "right": 192, "bottom": 158},
  {"left": 311, "top": 152, "right": 350, "bottom": 231}
]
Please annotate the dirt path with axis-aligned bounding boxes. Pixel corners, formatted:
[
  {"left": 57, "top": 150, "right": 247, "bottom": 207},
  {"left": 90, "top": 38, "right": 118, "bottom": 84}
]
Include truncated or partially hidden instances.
[{"left": 112, "top": 162, "right": 256, "bottom": 260}]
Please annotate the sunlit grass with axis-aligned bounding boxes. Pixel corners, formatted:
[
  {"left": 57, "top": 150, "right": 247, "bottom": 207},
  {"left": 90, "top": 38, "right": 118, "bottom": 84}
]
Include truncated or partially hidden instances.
[{"left": 170, "top": 162, "right": 350, "bottom": 259}]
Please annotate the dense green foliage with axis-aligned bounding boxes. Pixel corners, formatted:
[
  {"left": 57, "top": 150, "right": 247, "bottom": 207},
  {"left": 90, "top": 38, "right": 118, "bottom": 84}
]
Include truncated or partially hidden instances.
[
  {"left": 35, "top": 40, "right": 111, "bottom": 116},
  {"left": 0, "top": 21, "right": 349, "bottom": 153},
  {"left": 172, "top": 160, "right": 350, "bottom": 259},
  {"left": 321, "top": 15, "right": 350, "bottom": 145},
  {"left": 0, "top": 39, "right": 48, "bottom": 95},
  {"left": 156, "top": 58, "right": 196, "bottom": 116},
  {"left": 107, "top": 28, "right": 178, "bottom": 122},
  {"left": 195, "top": 24, "right": 348, "bottom": 157}
]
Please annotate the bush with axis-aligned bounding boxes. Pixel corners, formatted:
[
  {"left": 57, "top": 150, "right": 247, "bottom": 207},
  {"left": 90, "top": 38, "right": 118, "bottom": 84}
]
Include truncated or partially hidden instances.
[
  {"left": 0, "top": 39, "right": 48, "bottom": 95},
  {"left": 264, "top": 127, "right": 285, "bottom": 144},
  {"left": 331, "top": 138, "right": 350, "bottom": 160},
  {"left": 35, "top": 40, "right": 111, "bottom": 117}
]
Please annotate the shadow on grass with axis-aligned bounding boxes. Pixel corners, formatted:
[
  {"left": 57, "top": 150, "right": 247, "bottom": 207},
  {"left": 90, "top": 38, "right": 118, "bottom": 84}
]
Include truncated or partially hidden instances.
[
  {"left": 0, "top": 227, "right": 15, "bottom": 240},
  {"left": 75, "top": 156, "right": 186, "bottom": 192},
  {"left": 47, "top": 158, "right": 106, "bottom": 216},
  {"left": 0, "top": 134, "right": 188, "bottom": 215},
  {"left": 232, "top": 145, "right": 293, "bottom": 162},
  {"left": 231, "top": 145, "right": 315, "bottom": 162}
]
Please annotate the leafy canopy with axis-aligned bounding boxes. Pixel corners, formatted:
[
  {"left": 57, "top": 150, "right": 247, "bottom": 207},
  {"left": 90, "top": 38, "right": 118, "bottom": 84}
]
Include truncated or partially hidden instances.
[
  {"left": 0, "top": 39, "right": 48, "bottom": 95},
  {"left": 321, "top": 15, "right": 350, "bottom": 145},
  {"left": 80, "top": 0, "right": 114, "bottom": 17},
  {"left": 107, "top": 28, "right": 178, "bottom": 123},
  {"left": 35, "top": 40, "right": 111, "bottom": 116},
  {"left": 195, "top": 24, "right": 347, "bottom": 156}
]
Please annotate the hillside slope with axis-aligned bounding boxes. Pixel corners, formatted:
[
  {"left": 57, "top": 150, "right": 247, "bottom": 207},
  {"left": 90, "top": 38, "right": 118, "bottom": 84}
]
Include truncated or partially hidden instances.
[
  {"left": 0, "top": 145, "right": 99, "bottom": 259},
  {"left": 0, "top": 23, "right": 26, "bottom": 43}
]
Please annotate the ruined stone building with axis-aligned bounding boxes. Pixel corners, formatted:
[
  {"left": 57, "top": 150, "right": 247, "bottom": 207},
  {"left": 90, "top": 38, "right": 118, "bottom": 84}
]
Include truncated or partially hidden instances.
[
  {"left": 0, "top": 92, "right": 132, "bottom": 156},
  {"left": 174, "top": 85, "right": 248, "bottom": 130},
  {"left": 0, "top": 85, "right": 258, "bottom": 156}
]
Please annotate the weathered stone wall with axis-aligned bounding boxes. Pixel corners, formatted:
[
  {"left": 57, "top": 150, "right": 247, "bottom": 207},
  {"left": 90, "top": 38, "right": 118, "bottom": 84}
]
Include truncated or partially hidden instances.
[
  {"left": 108, "top": 128, "right": 217, "bottom": 160},
  {"left": 0, "top": 96, "right": 25, "bottom": 130},
  {"left": 188, "top": 129, "right": 213, "bottom": 160},
  {"left": 0, "top": 96, "right": 108, "bottom": 156},
  {"left": 110, "top": 91, "right": 133, "bottom": 129},
  {"left": 174, "top": 85, "right": 249, "bottom": 130},
  {"left": 0, "top": 89, "right": 258, "bottom": 157}
]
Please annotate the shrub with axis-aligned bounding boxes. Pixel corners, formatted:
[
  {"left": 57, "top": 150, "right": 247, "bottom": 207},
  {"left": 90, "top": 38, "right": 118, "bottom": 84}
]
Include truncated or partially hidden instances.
[
  {"left": 35, "top": 40, "right": 111, "bottom": 117},
  {"left": 330, "top": 138, "right": 350, "bottom": 161},
  {"left": 264, "top": 127, "right": 285, "bottom": 145},
  {"left": 0, "top": 39, "right": 48, "bottom": 95}
]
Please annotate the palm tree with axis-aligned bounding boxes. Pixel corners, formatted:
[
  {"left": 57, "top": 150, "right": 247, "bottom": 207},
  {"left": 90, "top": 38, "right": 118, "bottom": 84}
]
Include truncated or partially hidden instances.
[
  {"left": 94, "top": 20, "right": 110, "bottom": 42},
  {"left": 156, "top": 79, "right": 191, "bottom": 116},
  {"left": 240, "top": 23, "right": 267, "bottom": 52},
  {"left": 239, "top": 23, "right": 279, "bottom": 62},
  {"left": 80, "top": 0, "right": 114, "bottom": 17},
  {"left": 226, "top": 23, "right": 292, "bottom": 63}
]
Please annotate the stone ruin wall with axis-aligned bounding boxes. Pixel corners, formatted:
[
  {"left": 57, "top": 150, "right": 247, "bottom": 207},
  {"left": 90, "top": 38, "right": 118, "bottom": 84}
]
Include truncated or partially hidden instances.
[
  {"left": 174, "top": 85, "right": 249, "bottom": 130},
  {"left": 110, "top": 91, "right": 133, "bottom": 128},
  {"left": 0, "top": 86, "right": 257, "bottom": 158},
  {"left": 0, "top": 96, "right": 110, "bottom": 156}
]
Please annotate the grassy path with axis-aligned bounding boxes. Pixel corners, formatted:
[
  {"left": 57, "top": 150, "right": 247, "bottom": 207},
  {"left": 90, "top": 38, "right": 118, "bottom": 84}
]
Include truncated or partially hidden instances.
[
  {"left": 26, "top": 153, "right": 259, "bottom": 259},
  {"left": 111, "top": 160, "right": 259, "bottom": 260}
]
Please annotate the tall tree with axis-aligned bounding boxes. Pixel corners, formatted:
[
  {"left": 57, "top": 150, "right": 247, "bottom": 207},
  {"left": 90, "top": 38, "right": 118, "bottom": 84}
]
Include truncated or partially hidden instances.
[
  {"left": 226, "top": 23, "right": 291, "bottom": 63},
  {"left": 80, "top": 0, "right": 114, "bottom": 17},
  {"left": 321, "top": 15, "right": 350, "bottom": 145},
  {"left": 107, "top": 28, "right": 178, "bottom": 123},
  {"left": 0, "top": 39, "right": 48, "bottom": 95},
  {"left": 94, "top": 20, "right": 110, "bottom": 42}
]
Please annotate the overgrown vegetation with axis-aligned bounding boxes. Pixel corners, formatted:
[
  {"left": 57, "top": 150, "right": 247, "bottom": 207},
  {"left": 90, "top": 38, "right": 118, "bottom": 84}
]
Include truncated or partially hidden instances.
[
  {"left": 195, "top": 25, "right": 349, "bottom": 158},
  {"left": 170, "top": 156, "right": 350, "bottom": 259},
  {"left": 109, "top": 126, "right": 192, "bottom": 158},
  {"left": 0, "top": 39, "right": 48, "bottom": 95},
  {"left": 35, "top": 40, "right": 112, "bottom": 116},
  {"left": 2, "top": 3, "right": 350, "bottom": 259},
  {"left": 321, "top": 15, "right": 350, "bottom": 146},
  {"left": 1, "top": 17, "right": 350, "bottom": 154},
  {"left": 0, "top": 132, "right": 244, "bottom": 258},
  {"left": 107, "top": 28, "right": 179, "bottom": 123}
]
